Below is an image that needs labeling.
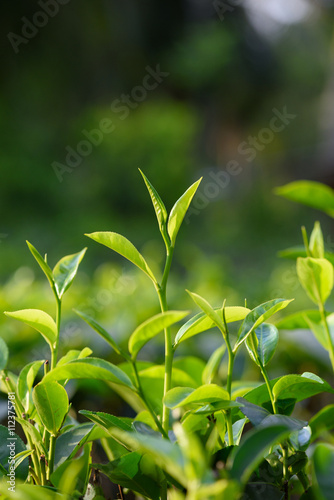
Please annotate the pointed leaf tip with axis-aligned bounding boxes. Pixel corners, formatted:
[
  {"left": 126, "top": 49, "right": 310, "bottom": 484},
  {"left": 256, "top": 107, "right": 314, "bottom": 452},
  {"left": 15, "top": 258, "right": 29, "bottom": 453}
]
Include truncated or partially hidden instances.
[{"left": 167, "top": 178, "right": 202, "bottom": 245}]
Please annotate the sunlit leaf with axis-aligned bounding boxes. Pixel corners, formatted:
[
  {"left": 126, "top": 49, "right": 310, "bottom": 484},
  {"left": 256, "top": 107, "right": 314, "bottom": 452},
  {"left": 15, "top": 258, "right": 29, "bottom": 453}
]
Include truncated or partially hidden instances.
[
  {"left": 175, "top": 306, "right": 249, "bottom": 346},
  {"left": 86, "top": 231, "right": 156, "bottom": 283},
  {"left": 139, "top": 169, "right": 168, "bottom": 234},
  {"left": 17, "top": 360, "right": 44, "bottom": 413},
  {"left": 168, "top": 178, "right": 202, "bottom": 246},
  {"left": 26, "top": 240, "right": 54, "bottom": 288},
  {"left": 273, "top": 372, "right": 334, "bottom": 403},
  {"left": 32, "top": 381, "right": 69, "bottom": 435},
  {"left": 297, "top": 257, "right": 333, "bottom": 305},
  {"left": 129, "top": 310, "right": 188, "bottom": 359},
  {"left": 310, "top": 222, "right": 325, "bottom": 259},
  {"left": 4, "top": 309, "right": 56, "bottom": 347},
  {"left": 275, "top": 180, "right": 334, "bottom": 217},
  {"left": 43, "top": 358, "right": 135, "bottom": 390},
  {"left": 164, "top": 384, "right": 230, "bottom": 409},
  {"left": 53, "top": 248, "right": 86, "bottom": 298},
  {"left": 234, "top": 299, "right": 292, "bottom": 351}
]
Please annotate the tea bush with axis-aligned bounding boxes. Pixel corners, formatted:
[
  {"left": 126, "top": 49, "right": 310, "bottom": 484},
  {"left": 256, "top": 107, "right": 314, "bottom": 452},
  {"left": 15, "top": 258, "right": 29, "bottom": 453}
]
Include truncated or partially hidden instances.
[{"left": 1, "top": 173, "right": 334, "bottom": 500}]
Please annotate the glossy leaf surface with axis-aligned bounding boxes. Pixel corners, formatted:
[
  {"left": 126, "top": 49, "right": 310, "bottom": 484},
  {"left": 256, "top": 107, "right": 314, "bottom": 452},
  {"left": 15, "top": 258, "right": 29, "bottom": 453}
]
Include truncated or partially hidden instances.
[
  {"left": 139, "top": 169, "right": 168, "bottom": 234},
  {"left": 32, "top": 381, "right": 69, "bottom": 435},
  {"left": 235, "top": 299, "right": 292, "bottom": 350},
  {"left": 165, "top": 384, "right": 230, "bottom": 409},
  {"left": 246, "top": 323, "right": 279, "bottom": 366},
  {"left": 129, "top": 310, "right": 188, "bottom": 358},
  {"left": 17, "top": 360, "right": 44, "bottom": 412},
  {"left": 53, "top": 248, "right": 86, "bottom": 298},
  {"left": 26, "top": 240, "right": 54, "bottom": 288},
  {"left": 273, "top": 372, "right": 334, "bottom": 403},
  {"left": 297, "top": 257, "right": 333, "bottom": 305},
  {"left": 229, "top": 425, "right": 289, "bottom": 484},
  {"left": 43, "top": 358, "right": 135, "bottom": 389},
  {"left": 168, "top": 178, "right": 202, "bottom": 246},
  {"left": 175, "top": 306, "right": 250, "bottom": 346},
  {"left": 86, "top": 231, "right": 156, "bottom": 282},
  {"left": 4, "top": 309, "right": 56, "bottom": 347}
]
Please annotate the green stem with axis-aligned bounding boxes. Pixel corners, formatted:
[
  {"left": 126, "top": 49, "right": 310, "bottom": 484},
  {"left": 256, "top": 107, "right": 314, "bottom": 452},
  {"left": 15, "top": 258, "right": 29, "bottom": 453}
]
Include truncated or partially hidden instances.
[
  {"left": 319, "top": 302, "right": 334, "bottom": 372},
  {"left": 260, "top": 363, "right": 278, "bottom": 414},
  {"left": 132, "top": 361, "right": 168, "bottom": 439},
  {"left": 51, "top": 297, "right": 62, "bottom": 370},
  {"left": 40, "top": 455, "right": 47, "bottom": 486},
  {"left": 225, "top": 338, "right": 235, "bottom": 446},
  {"left": 156, "top": 246, "right": 175, "bottom": 436},
  {"left": 48, "top": 435, "right": 56, "bottom": 480},
  {"left": 29, "top": 466, "right": 40, "bottom": 485}
]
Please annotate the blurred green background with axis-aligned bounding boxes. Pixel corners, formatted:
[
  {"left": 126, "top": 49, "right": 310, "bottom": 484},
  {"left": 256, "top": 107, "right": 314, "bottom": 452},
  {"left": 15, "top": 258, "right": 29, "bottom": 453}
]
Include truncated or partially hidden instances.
[{"left": 1, "top": 1, "right": 334, "bottom": 405}]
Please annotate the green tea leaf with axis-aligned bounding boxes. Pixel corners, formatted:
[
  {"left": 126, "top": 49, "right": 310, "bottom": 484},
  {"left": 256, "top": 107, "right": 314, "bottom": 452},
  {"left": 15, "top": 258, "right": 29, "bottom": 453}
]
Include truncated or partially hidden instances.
[
  {"left": 32, "top": 381, "right": 69, "bottom": 435},
  {"left": 129, "top": 310, "right": 189, "bottom": 359},
  {"left": 80, "top": 410, "right": 132, "bottom": 434},
  {"left": 246, "top": 323, "right": 279, "bottom": 366},
  {"left": 259, "top": 414, "right": 308, "bottom": 431},
  {"left": 229, "top": 425, "right": 289, "bottom": 484},
  {"left": 202, "top": 344, "right": 226, "bottom": 384},
  {"left": 168, "top": 178, "right": 202, "bottom": 246},
  {"left": 54, "top": 422, "right": 95, "bottom": 469},
  {"left": 95, "top": 452, "right": 162, "bottom": 500},
  {"left": 275, "top": 180, "right": 334, "bottom": 217},
  {"left": 86, "top": 231, "right": 156, "bottom": 283},
  {"left": 310, "top": 222, "right": 325, "bottom": 258},
  {"left": 313, "top": 443, "right": 334, "bottom": 500},
  {"left": 297, "top": 257, "right": 333, "bottom": 305},
  {"left": 175, "top": 306, "right": 250, "bottom": 346},
  {"left": 26, "top": 240, "right": 54, "bottom": 288},
  {"left": 164, "top": 384, "right": 230, "bottom": 409},
  {"left": 273, "top": 372, "right": 334, "bottom": 403},
  {"left": 304, "top": 315, "right": 329, "bottom": 350},
  {"left": 0, "top": 425, "right": 28, "bottom": 481},
  {"left": 289, "top": 426, "right": 312, "bottom": 451},
  {"left": 17, "top": 360, "right": 44, "bottom": 413},
  {"left": 309, "top": 405, "right": 334, "bottom": 442},
  {"left": 74, "top": 309, "right": 125, "bottom": 357},
  {"left": 0, "top": 337, "right": 9, "bottom": 371},
  {"left": 4, "top": 309, "right": 56, "bottom": 347},
  {"left": 237, "top": 398, "right": 271, "bottom": 426},
  {"left": 139, "top": 169, "right": 168, "bottom": 234},
  {"left": 15, "top": 417, "right": 47, "bottom": 457},
  {"left": 57, "top": 347, "right": 93, "bottom": 366},
  {"left": 43, "top": 358, "right": 135, "bottom": 390},
  {"left": 186, "top": 290, "right": 226, "bottom": 334},
  {"left": 104, "top": 427, "right": 186, "bottom": 487},
  {"left": 53, "top": 248, "right": 86, "bottom": 298},
  {"left": 276, "top": 310, "right": 325, "bottom": 330},
  {"left": 235, "top": 299, "right": 292, "bottom": 351},
  {"left": 173, "top": 357, "right": 206, "bottom": 387},
  {"left": 51, "top": 442, "right": 92, "bottom": 496}
]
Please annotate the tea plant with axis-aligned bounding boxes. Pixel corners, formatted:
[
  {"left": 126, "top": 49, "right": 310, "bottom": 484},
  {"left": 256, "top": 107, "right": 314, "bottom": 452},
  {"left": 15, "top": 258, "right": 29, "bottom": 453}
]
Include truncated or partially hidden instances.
[{"left": 0, "top": 175, "right": 334, "bottom": 499}]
